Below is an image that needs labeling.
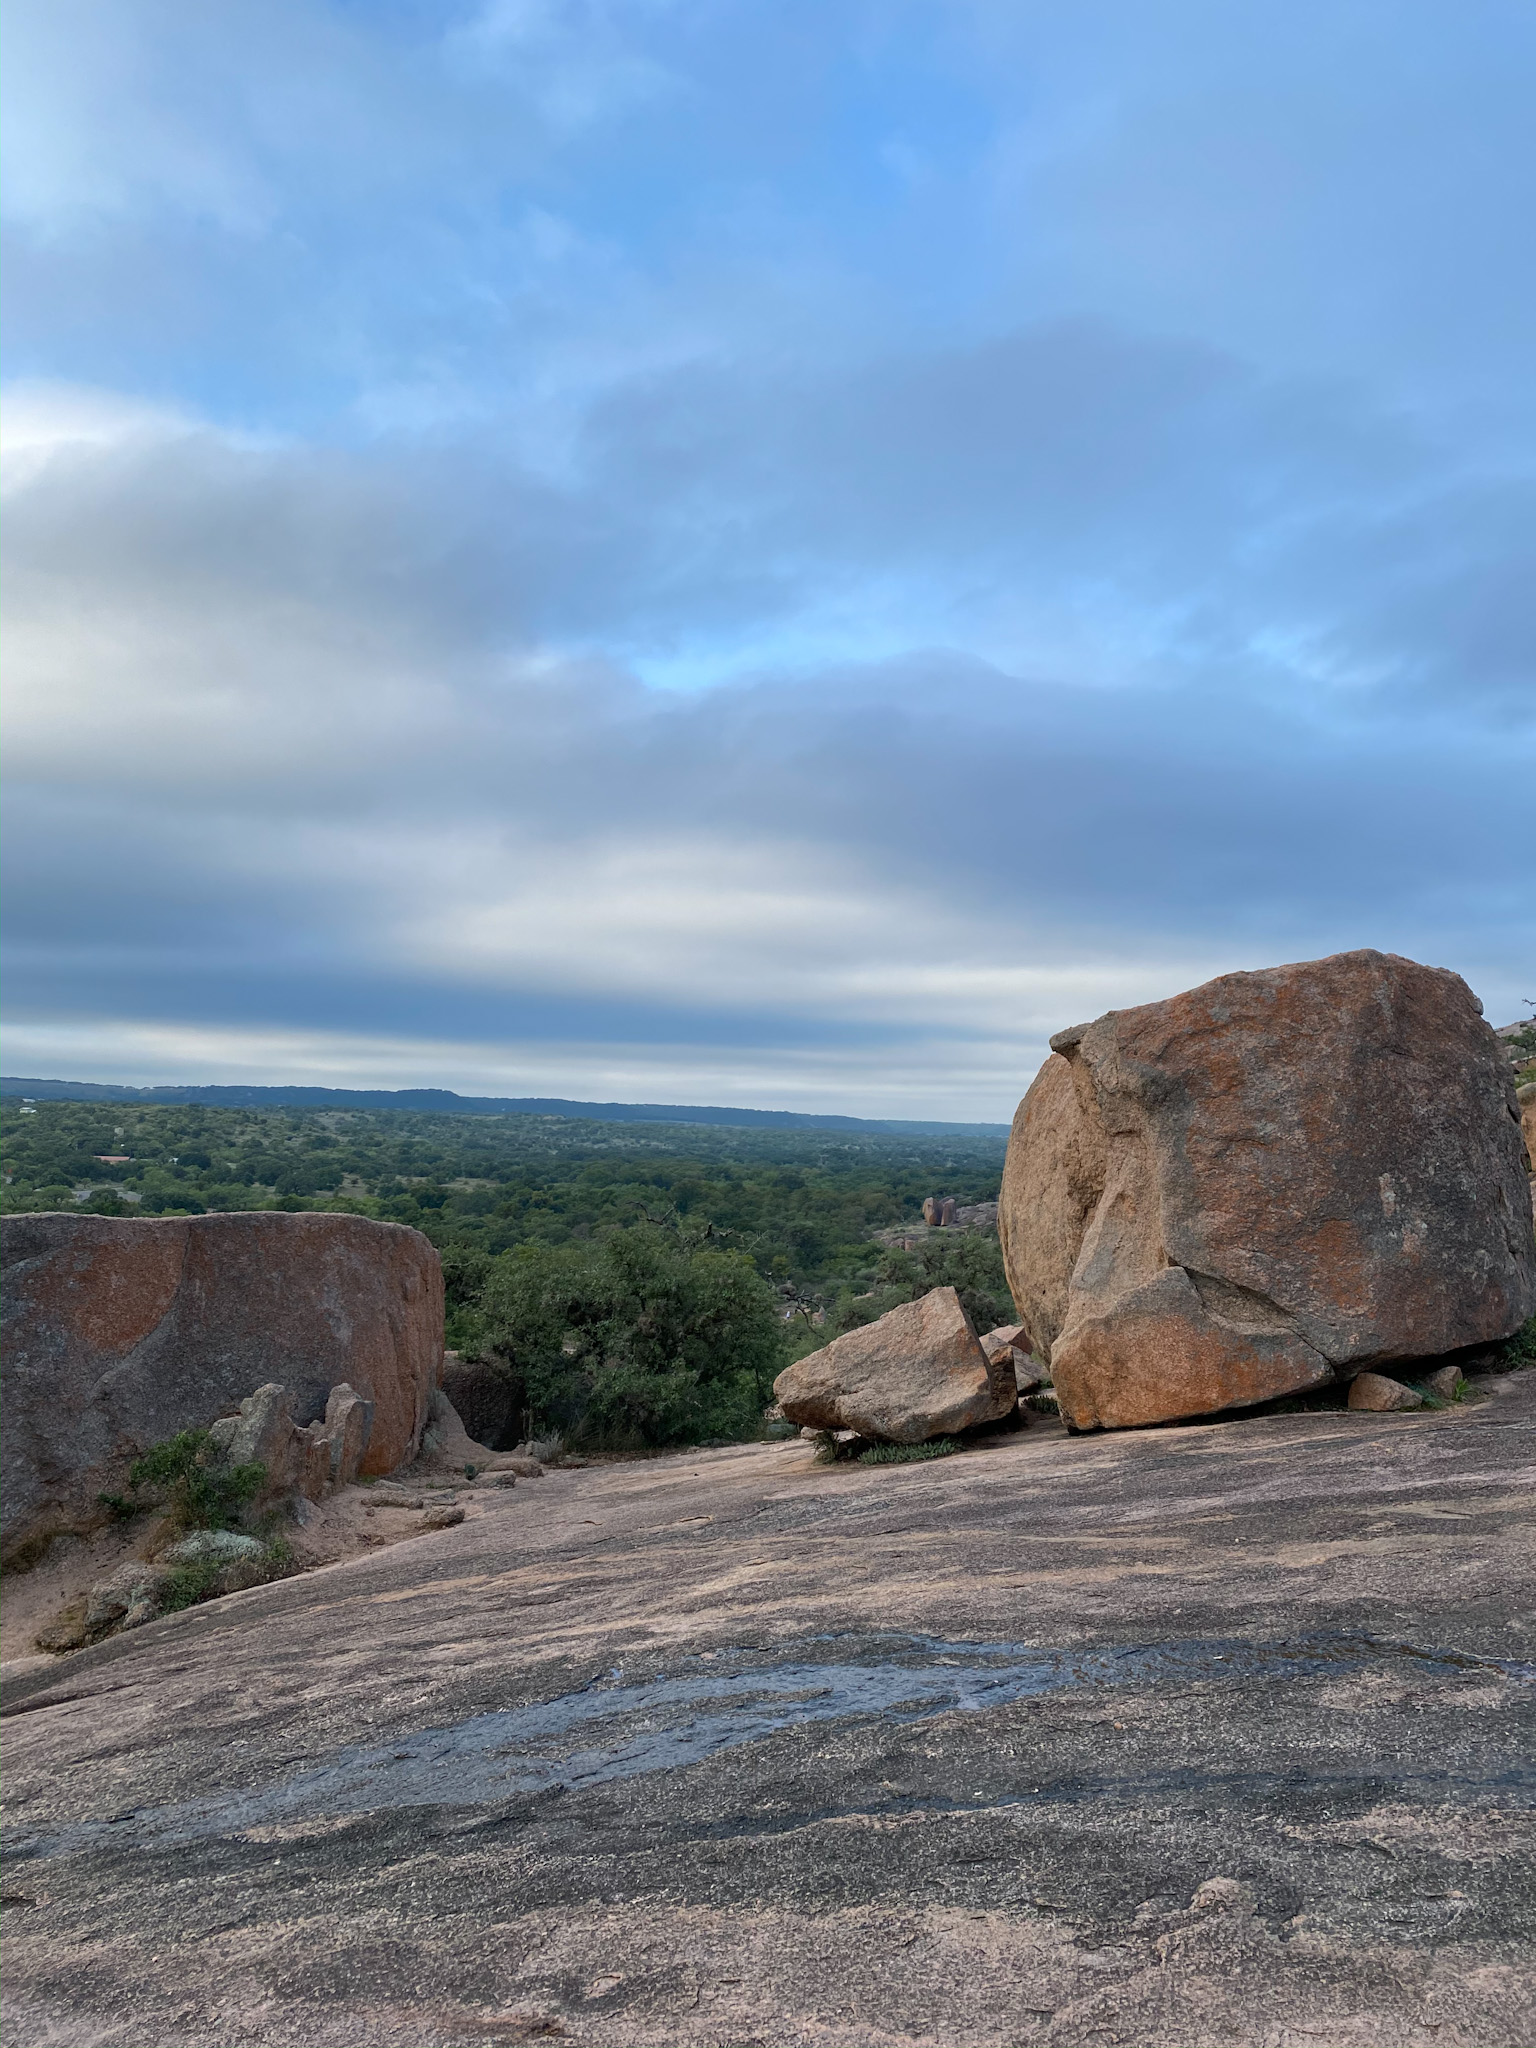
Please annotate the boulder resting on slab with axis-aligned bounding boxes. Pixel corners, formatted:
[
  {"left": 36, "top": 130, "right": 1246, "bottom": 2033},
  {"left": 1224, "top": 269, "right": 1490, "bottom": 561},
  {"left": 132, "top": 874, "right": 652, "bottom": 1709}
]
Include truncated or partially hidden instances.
[
  {"left": 773, "top": 1286, "right": 1015, "bottom": 1442},
  {"left": 999, "top": 949, "right": 1536, "bottom": 1432},
  {"left": 0, "top": 1210, "right": 443, "bottom": 1561}
]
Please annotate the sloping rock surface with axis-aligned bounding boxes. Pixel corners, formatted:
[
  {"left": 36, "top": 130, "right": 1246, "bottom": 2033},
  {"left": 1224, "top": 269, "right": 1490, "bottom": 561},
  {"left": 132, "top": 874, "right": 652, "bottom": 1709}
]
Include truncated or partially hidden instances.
[
  {"left": 999, "top": 949, "right": 1536, "bottom": 1430},
  {"left": 773, "top": 1286, "right": 1014, "bottom": 1441},
  {"left": 1, "top": 1211, "right": 443, "bottom": 1559}
]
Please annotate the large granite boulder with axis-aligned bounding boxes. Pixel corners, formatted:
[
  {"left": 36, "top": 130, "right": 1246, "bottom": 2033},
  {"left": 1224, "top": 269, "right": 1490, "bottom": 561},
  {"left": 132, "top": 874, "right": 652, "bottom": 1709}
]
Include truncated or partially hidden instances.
[
  {"left": 773, "top": 1286, "right": 1015, "bottom": 1442},
  {"left": 1, "top": 1211, "right": 443, "bottom": 1560},
  {"left": 999, "top": 950, "right": 1536, "bottom": 1431}
]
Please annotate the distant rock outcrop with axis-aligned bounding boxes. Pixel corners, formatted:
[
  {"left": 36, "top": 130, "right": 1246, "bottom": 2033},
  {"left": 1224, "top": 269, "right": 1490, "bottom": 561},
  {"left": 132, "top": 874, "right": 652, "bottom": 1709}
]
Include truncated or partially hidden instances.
[
  {"left": 999, "top": 950, "right": 1536, "bottom": 1431},
  {"left": 0, "top": 1211, "right": 443, "bottom": 1561},
  {"left": 773, "top": 1286, "right": 1016, "bottom": 1442}
]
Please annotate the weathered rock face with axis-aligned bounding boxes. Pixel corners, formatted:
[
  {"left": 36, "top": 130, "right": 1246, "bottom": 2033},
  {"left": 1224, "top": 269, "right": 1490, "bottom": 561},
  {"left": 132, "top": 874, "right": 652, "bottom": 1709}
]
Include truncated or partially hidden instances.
[
  {"left": 0, "top": 1211, "right": 443, "bottom": 1560},
  {"left": 999, "top": 950, "right": 1536, "bottom": 1431},
  {"left": 773, "top": 1287, "right": 1015, "bottom": 1442},
  {"left": 998, "top": 1052, "right": 1108, "bottom": 1364}
]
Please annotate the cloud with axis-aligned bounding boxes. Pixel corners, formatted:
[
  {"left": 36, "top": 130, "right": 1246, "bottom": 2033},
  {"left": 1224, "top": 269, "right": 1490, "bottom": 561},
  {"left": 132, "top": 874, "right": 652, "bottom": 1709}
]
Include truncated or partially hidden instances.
[
  {"left": 1, "top": 3, "right": 1533, "bottom": 1113},
  {"left": 4, "top": 366, "right": 1530, "bottom": 1116}
]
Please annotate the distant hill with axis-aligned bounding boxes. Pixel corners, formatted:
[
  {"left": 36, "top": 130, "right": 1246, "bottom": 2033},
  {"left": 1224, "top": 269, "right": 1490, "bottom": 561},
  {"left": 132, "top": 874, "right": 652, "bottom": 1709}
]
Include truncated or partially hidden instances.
[{"left": 0, "top": 1076, "right": 1009, "bottom": 1139}]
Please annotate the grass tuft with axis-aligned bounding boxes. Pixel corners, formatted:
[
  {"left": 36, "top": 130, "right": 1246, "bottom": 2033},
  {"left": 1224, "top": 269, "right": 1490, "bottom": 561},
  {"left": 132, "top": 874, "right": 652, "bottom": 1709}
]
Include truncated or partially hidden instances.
[{"left": 857, "top": 1438, "right": 961, "bottom": 1464}]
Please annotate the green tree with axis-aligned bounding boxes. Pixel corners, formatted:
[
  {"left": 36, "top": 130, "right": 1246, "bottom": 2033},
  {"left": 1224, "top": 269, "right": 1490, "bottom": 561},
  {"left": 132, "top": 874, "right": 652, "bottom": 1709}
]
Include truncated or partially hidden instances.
[{"left": 478, "top": 1225, "right": 786, "bottom": 1449}]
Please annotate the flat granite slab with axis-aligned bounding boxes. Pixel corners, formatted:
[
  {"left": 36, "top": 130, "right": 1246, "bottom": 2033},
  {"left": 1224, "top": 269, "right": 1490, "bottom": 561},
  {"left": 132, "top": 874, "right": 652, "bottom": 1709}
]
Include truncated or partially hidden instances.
[{"left": 3, "top": 1377, "right": 1534, "bottom": 2047}]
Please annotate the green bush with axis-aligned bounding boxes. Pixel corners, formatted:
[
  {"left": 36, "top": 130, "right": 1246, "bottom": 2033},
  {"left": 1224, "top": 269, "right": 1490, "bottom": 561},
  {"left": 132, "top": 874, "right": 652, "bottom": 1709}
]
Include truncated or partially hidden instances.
[
  {"left": 477, "top": 1224, "right": 785, "bottom": 1450},
  {"left": 104, "top": 1430, "right": 267, "bottom": 1533}
]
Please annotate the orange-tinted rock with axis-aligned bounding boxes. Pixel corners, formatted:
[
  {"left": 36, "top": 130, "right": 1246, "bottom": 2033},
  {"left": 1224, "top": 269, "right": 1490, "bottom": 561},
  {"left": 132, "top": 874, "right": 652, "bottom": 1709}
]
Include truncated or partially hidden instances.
[
  {"left": 1000, "top": 950, "right": 1536, "bottom": 1431},
  {"left": 1, "top": 1211, "right": 442, "bottom": 1559},
  {"left": 1348, "top": 1372, "right": 1424, "bottom": 1412},
  {"left": 998, "top": 1053, "right": 1106, "bottom": 1360},
  {"left": 772, "top": 1286, "right": 1013, "bottom": 1442}
]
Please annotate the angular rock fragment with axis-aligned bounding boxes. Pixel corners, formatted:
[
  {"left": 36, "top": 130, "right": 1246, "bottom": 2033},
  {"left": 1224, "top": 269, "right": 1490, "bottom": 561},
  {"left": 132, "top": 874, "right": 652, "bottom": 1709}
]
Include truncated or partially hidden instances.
[
  {"left": 227, "top": 1384, "right": 298, "bottom": 1489},
  {"left": 1000, "top": 950, "right": 1536, "bottom": 1431},
  {"left": 321, "top": 1383, "right": 374, "bottom": 1486},
  {"left": 773, "top": 1287, "right": 1014, "bottom": 1443},
  {"left": 1421, "top": 1364, "right": 1463, "bottom": 1401},
  {"left": 1348, "top": 1373, "right": 1425, "bottom": 1412}
]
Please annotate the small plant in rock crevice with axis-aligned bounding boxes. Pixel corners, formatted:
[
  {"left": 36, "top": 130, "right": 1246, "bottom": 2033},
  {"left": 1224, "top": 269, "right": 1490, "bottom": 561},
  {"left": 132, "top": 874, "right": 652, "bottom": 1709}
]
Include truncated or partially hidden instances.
[
  {"left": 811, "top": 1429, "right": 962, "bottom": 1465},
  {"left": 857, "top": 1438, "right": 961, "bottom": 1464}
]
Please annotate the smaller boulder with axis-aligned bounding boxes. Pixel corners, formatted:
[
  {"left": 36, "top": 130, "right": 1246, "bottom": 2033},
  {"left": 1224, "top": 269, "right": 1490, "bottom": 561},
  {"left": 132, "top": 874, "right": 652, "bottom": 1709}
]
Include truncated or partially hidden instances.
[
  {"left": 1348, "top": 1373, "right": 1425, "bottom": 1412},
  {"left": 164, "top": 1530, "right": 265, "bottom": 1567},
  {"left": 85, "top": 1561, "right": 171, "bottom": 1635},
  {"left": 773, "top": 1288, "right": 1011, "bottom": 1443},
  {"left": 1422, "top": 1364, "right": 1463, "bottom": 1401},
  {"left": 295, "top": 1422, "right": 334, "bottom": 1500},
  {"left": 226, "top": 1384, "right": 299, "bottom": 1491},
  {"left": 420, "top": 1504, "right": 465, "bottom": 1531},
  {"left": 323, "top": 1384, "right": 374, "bottom": 1486}
]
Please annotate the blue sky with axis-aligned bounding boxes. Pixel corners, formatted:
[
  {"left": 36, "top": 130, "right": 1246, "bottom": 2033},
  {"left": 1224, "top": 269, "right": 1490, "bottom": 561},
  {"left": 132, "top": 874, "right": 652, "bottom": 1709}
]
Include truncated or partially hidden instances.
[{"left": 3, "top": 0, "right": 1531, "bottom": 1117}]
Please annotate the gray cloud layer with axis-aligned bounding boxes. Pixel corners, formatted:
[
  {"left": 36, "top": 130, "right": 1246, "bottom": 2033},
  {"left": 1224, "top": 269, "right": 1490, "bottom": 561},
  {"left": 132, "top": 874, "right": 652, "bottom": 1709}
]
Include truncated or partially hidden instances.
[{"left": 2, "top": 1, "right": 1532, "bottom": 1113}]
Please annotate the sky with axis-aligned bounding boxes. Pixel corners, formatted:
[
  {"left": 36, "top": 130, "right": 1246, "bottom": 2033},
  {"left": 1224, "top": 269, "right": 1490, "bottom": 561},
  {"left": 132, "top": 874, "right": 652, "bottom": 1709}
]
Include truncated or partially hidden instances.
[{"left": 3, "top": 0, "right": 1532, "bottom": 1120}]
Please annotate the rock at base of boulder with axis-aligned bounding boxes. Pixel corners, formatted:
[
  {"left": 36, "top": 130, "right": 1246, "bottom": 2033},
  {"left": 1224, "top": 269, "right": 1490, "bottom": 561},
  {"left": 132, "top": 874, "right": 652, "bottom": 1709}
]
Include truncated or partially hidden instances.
[
  {"left": 420, "top": 1504, "right": 466, "bottom": 1531},
  {"left": 1054, "top": 1266, "right": 1333, "bottom": 1431},
  {"left": 1421, "top": 1364, "right": 1463, "bottom": 1400},
  {"left": 84, "top": 1561, "right": 172, "bottom": 1635},
  {"left": 980, "top": 1323, "right": 1050, "bottom": 1397},
  {"left": 164, "top": 1530, "right": 265, "bottom": 1567},
  {"left": 322, "top": 1384, "right": 374, "bottom": 1486},
  {"left": 773, "top": 1288, "right": 1013, "bottom": 1444},
  {"left": 1348, "top": 1372, "right": 1425, "bottom": 1412},
  {"left": 227, "top": 1384, "right": 298, "bottom": 1488}
]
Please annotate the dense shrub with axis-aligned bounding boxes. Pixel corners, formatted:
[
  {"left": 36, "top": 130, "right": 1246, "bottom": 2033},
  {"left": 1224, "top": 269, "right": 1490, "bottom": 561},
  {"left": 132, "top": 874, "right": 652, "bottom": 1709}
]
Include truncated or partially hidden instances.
[
  {"left": 101, "top": 1430, "right": 267, "bottom": 1533},
  {"left": 477, "top": 1224, "right": 785, "bottom": 1450}
]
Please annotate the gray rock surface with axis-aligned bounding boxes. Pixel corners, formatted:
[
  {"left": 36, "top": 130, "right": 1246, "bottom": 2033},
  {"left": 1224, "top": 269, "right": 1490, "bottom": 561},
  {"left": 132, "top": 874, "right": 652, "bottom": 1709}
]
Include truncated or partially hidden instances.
[
  {"left": 83, "top": 1561, "right": 171, "bottom": 1634},
  {"left": 226, "top": 1383, "right": 298, "bottom": 1486},
  {"left": 1000, "top": 949, "right": 1536, "bottom": 1431},
  {"left": 773, "top": 1286, "right": 1014, "bottom": 1441},
  {"left": 4, "top": 1378, "right": 1534, "bottom": 2047},
  {"left": 321, "top": 1383, "right": 373, "bottom": 1486},
  {"left": 0, "top": 1211, "right": 443, "bottom": 1561}
]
